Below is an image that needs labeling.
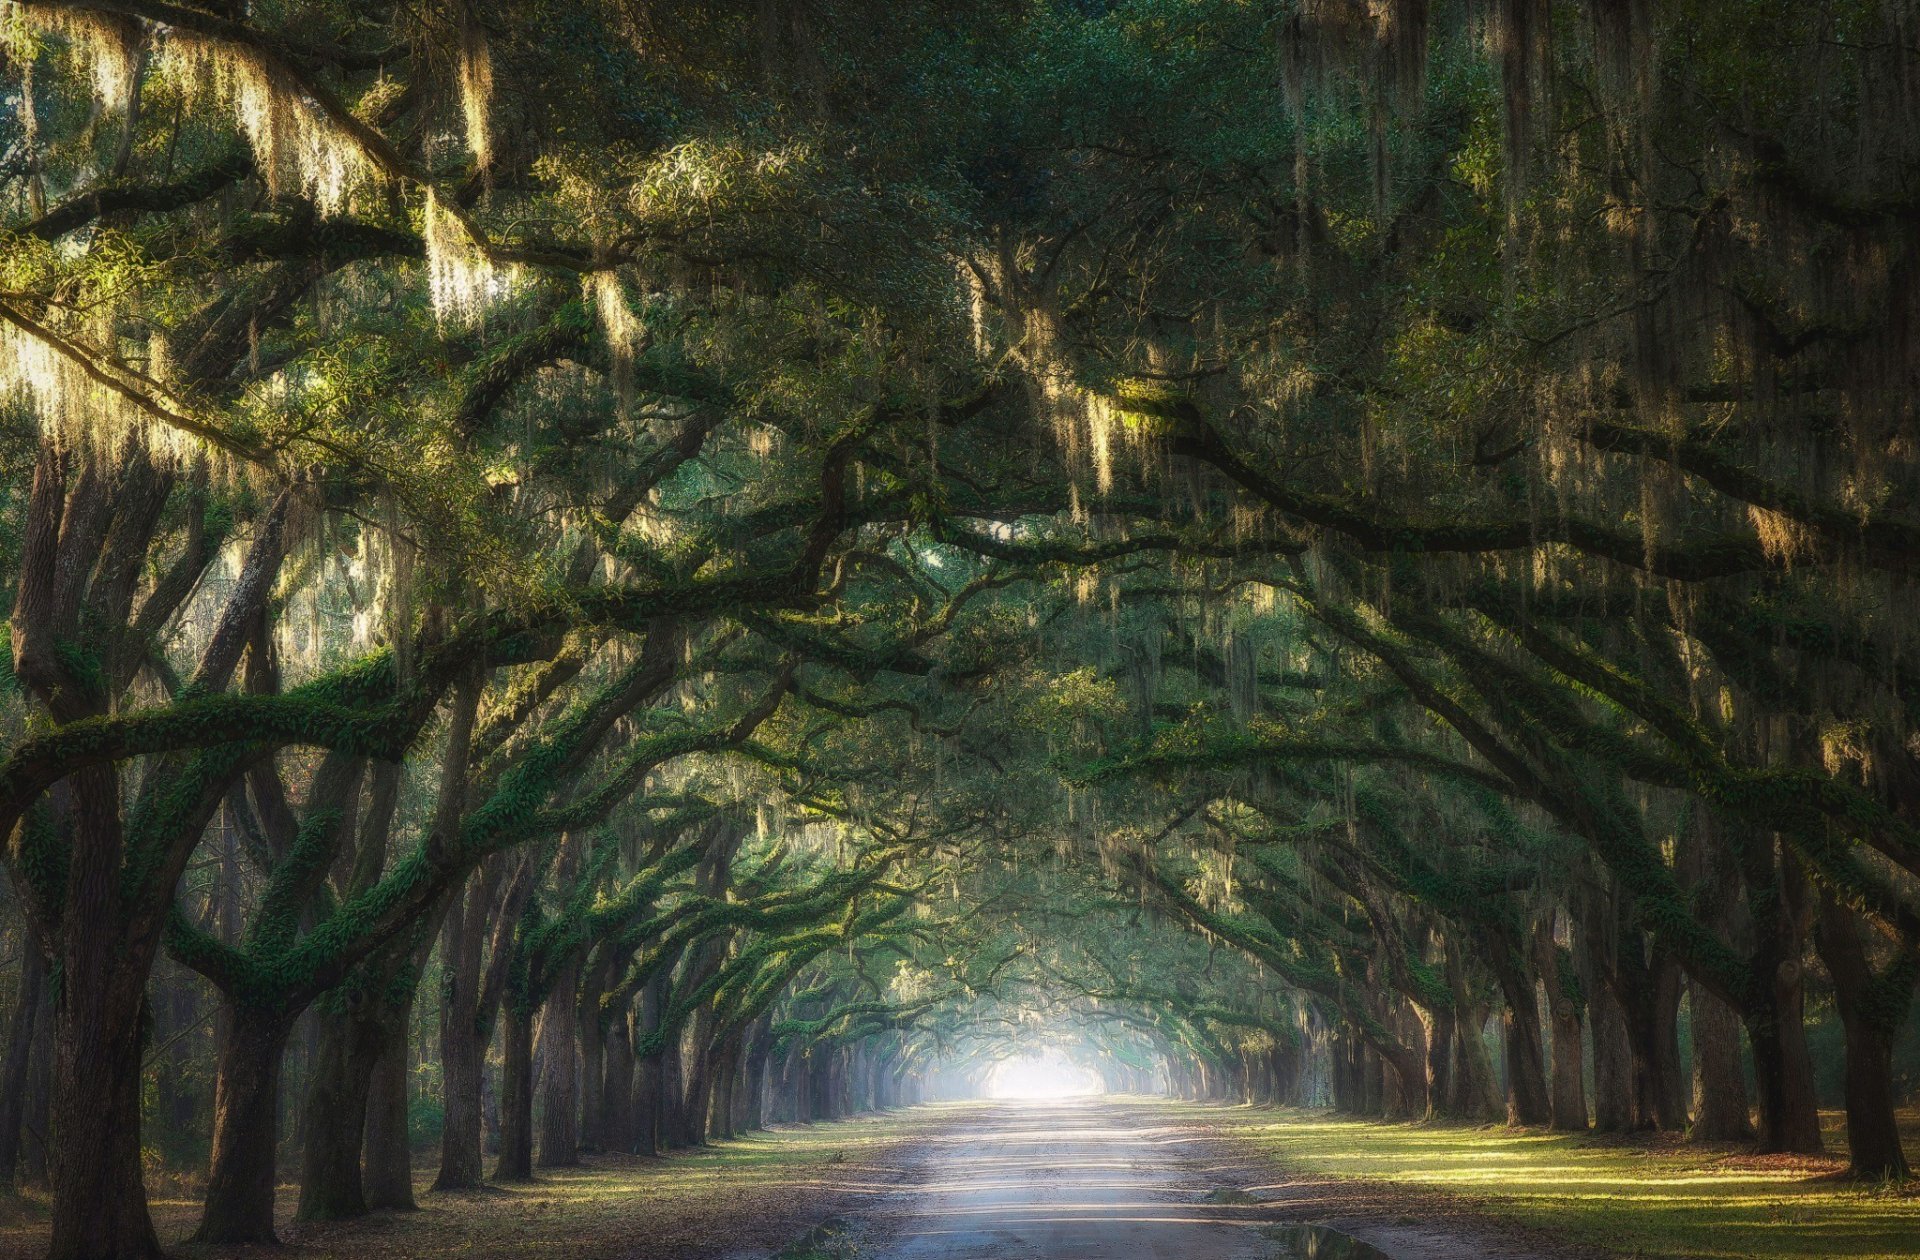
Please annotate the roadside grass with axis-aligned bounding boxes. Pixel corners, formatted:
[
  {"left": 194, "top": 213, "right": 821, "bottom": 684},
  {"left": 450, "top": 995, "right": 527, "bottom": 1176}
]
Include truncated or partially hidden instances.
[
  {"left": 1191, "top": 1103, "right": 1920, "bottom": 1260},
  {"left": 0, "top": 1109, "right": 940, "bottom": 1260}
]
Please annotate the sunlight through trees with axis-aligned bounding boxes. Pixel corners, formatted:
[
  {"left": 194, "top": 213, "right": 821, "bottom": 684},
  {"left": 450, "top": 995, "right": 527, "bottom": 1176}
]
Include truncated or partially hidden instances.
[{"left": 0, "top": 1, "right": 1916, "bottom": 1258}]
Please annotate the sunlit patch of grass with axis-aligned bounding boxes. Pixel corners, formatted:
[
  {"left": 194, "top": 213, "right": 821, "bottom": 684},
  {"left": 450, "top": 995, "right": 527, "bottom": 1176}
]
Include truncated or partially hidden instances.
[
  {"left": 0, "top": 1109, "right": 945, "bottom": 1260},
  {"left": 1181, "top": 1103, "right": 1920, "bottom": 1260}
]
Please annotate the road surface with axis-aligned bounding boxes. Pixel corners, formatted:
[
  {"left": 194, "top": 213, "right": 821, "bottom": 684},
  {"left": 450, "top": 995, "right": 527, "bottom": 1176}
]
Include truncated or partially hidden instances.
[{"left": 857, "top": 1098, "right": 1272, "bottom": 1259}]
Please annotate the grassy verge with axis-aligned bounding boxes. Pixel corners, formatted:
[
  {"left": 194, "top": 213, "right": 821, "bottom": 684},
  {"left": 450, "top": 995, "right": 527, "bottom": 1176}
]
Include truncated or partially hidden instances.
[
  {"left": 1189, "top": 1104, "right": 1920, "bottom": 1260},
  {"left": 0, "top": 1109, "right": 942, "bottom": 1260}
]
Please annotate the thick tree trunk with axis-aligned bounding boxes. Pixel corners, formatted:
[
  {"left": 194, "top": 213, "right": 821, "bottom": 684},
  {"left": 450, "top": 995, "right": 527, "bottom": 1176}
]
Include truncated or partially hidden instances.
[
  {"left": 632, "top": 976, "right": 667, "bottom": 1153},
  {"left": 363, "top": 1018, "right": 418, "bottom": 1210},
  {"left": 633, "top": 1047, "right": 664, "bottom": 1154},
  {"left": 1750, "top": 849, "right": 1824, "bottom": 1155},
  {"left": 21, "top": 997, "right": 50, "bottom": 1190},
  {"left": 1647, "top": 957, "right": 1689, "bottom": 1130},
  {"left": 1493, "top": 948, "right": 1551, "bottom": 1126},
  {"left": 1444, "top": 949, "right": 1502, "bottom": 1120},
  {"left": 602, "top": 1010, "right": 636, "bottom": 1152},
  {"left": 40, "top": 762, "right": 166, "bottom": 1259},
  {"left": 1747, "top": 987, "right": 1824, "bottom": 1154},
  {"left": 1538, "top": 923, "right": 1589, "bottom": 1132},
  {"left": 0, "top": 937, "right": 46, "bottom": 1187},
  {"left": 535, "top": 966, "right": 581, "bottom": 1168},
  {"left": 195, "top": 1012, "right": 293, "bottom": 1245},
  {"left": 1816, "top": 897, "right": 1912, "bottom": 1179},
  {"left": 495, "top": 1007, "right": 535, "bottom": 1182},
  {"left": 1678, "top": 812, "right": 1753, "bottom": 1143},
  {"left": 1425, "top": 1003, "right": 1456, "bottom": 1117},
  {"left": 578, "top": 1003, "right": 607, "bottom": 1152},
  {"left": 294, "top": 1005, "right": 384, "bottom": 1221},
  {"left": 46, "top": 958, "right": 160, "bottom": 1259},
  {"left": 741, "top": 1041, "right": 768, "bottom": 1131},
  {"left": 679, "top": 1040, "right": 715, "bottom": 1147},
  {"left": 708, "top": 1038, "right": 739, "bottom": 1140},
  {"left": 436, "top": 1002, "right": 486, "bottom": 1188},
  {"left": 1688, "top": 980, "right": 1755, "bottom": 1142},
  {"left": 1575, "top": 889, "right": 1633, "bottom": 1132}
]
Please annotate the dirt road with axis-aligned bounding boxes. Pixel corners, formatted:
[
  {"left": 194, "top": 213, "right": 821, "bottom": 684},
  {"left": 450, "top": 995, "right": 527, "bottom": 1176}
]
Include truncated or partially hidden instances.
[{"left": 855, "top": 1098, "right": 1272, "bottom": 1259}]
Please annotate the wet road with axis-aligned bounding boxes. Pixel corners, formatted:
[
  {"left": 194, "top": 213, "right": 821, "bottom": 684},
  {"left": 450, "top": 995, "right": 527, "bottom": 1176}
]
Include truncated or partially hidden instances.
[{"left": 860, "top": 1098, "right": 1270, "bottom": 1260}]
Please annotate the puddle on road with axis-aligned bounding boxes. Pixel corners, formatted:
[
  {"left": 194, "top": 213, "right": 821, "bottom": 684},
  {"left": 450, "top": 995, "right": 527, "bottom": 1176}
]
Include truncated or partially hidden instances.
[{"left": 1264, "top": 1222, "right": 1394, "bottom": 1259}]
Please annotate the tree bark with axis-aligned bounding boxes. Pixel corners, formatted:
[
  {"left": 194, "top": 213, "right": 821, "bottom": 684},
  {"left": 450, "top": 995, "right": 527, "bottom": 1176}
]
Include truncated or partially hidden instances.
[
  {"left": 435, "top": 993, "right": 487, "bottom": 1188},
  {"left": 0, "top": 934, "right": 46, "bottom": 1187},
  {"left": 1577, "top": 892, "right": 1635, "bottom": 1132},
  {"left": 45, "top": 940, "right": 161, "bottom": 1260},
  {"left": 1815, "top": 896, "right": 1912, "bottom": 1179},
  {"left": 1444, "top": 944, "right": 1502, "bottom": 1120},
  {"left": 601, "top": 1007, "right": 636, "bottom": 1152},
  {"left": 363, "top": 1017, "right": 418, "bottom": 1210},
  {"left": 1492, "top": 945, "right": 1551, "bottom": 1126},
  {"left": 1749, "top": 848, "right": 1824, "bottom": 1155},
  {"left": 294, "top": 1002, "right": 384, "bottom": 1221},
  {"left": 1537, "top": 921, "right": 1589, "bottom": 1132},
  {"left": 535, "top": 964, "right": 581, "bottom": 1168},
  {"left": 631, "top": 974, "right": 667, "bottom": 1154},
  {"left": 1688, "top": 979, "right": 1755, "bottom": 1142},
  {"left": 577, "top": 985, "right": 608, "bottom": 1152},
  {"left": 495, "top": 1006, "right": 535, "bottom": 1182},
  {"left": 194, "top": 1011, "right": 293, "bottom": 1245}
]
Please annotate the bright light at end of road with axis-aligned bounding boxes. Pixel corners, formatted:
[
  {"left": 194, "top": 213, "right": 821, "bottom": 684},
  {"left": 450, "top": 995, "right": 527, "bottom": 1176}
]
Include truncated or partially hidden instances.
[{"left": 985, "top": 1052, "right": 1104, "bottom": 1099}]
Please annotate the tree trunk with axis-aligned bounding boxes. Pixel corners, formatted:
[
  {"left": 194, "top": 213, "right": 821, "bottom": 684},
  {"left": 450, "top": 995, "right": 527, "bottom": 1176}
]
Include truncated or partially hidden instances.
[
  {"left": 495, "top": 1007, "right": 535, "bottom": 1182},
  {"left": 679, "top": 1039, "right": 715, "bottom": 1147},
  {"left": 194, "top": 1011, "right": 293, "bottom": 1245},
  {"left": 1749, "top": 849, "right": 1824, "bottom": 1155},
  {"left": 295, "top": 1004, "right": 384, "bottom": 1221},
  {"left": 1444, "top": 948, "right": 1502, "bottom": 1121},
  {"left": 741, "top": 1029, "right": 770, "bottom": 1131},
  {"left": 1678, "top": 810, "right": 1753, "bottom": 1143},
  {"left": 1493, "top": 947, "right": 1551, "bottom": 1126},
  {"left": 1815, "top": 897, "right": 1912, "bottom": 1179},
  {"left": 632, "top": 976, "right": 667, "bottom": 1154},
  {"left": 578, "top": 1002, "right": 607, "bottom": 1152},
  {"left": 0, "top": 936, "right": 46, "bottom": 1187},
  {"left": 1589, "top": 985, "right": 1633, "bottom": 1130},
  {"left": 21, "top": 994, "right": 50, "bottom": 1189},
  {"left": 1688, "top": 979, "right": 1755, "bottom": 1142},
  {"left": 1537, "top": 923, "right": 1588, "bottom": 1132},
  {"left": 363, "top": 1017, "right": 417, "bottom": 1210},
  {"left": 1647, "top": 957, "right": 1689, "bottom": 1130},
  {"left": 662, "top": 1023, "right": 690, "bottom": 1145},
  {"left": 601, "top": 1009, "right": 636, "bottom": 1152},
  {"left": 535, "top": 966, "right": 581, "bottom": 1168},
  {"left": 436, "top": 1000, "right": 486, "bottom": 1188},
  {"left": 708, "top": 1038, "right": 739, "bottom": 1140},
  {"left": 46, "top": 953, "right": 161, "bottom": 1259}
]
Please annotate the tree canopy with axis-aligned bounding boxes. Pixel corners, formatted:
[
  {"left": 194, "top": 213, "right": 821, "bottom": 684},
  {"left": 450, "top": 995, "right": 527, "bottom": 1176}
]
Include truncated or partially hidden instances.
[{"left": 1, "top": 1, "right": 1918, "bottom": 1256}]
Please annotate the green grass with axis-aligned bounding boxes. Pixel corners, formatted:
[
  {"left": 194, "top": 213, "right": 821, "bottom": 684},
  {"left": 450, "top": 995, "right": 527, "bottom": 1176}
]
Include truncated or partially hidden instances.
[
  {"left": 1189, "top": 1104, "right": 1920, "bottom": 1260},
  {"left": 0, "top": 1110, "right": 940, "bottom": 1260}
]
